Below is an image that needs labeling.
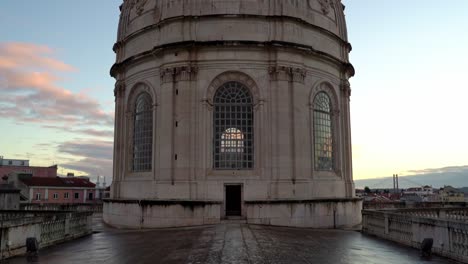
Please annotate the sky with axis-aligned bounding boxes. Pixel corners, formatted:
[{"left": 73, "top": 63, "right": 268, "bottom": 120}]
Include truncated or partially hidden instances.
[{"left": 0, "top": 1, "right": 467, "bottom": 184}]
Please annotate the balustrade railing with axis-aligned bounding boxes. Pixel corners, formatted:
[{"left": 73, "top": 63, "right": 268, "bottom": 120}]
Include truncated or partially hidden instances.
[
  {"left": 362, "top": 207, "right": 468, "bottom": 263},
  {"left": 0, "top": 210, "right": 93, "bottom": 259}
]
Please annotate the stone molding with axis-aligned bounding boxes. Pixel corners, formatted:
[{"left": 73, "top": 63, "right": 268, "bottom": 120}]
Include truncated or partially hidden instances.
[
  {"left": 269, "top": 66, "right": 306, "bottom": 83},
  {"left": 205, "top": 71, "right": 260, "bottom": 105},
  {"left": 160, "top": 66, "right": 198, "bottom": 83},
  {"left": 314, "top": 0, "right": 335, "bottom": 15},
  {"left": 340, "top": 79, "right": 351, "bottom": 97},
  {"left": 114, "top": 80, "right": 126, "bottom": 98}
]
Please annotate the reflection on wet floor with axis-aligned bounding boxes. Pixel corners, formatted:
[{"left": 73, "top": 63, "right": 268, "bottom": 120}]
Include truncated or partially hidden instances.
[{"left": 8, "top": 216, "right": 455, "bottom": 264}]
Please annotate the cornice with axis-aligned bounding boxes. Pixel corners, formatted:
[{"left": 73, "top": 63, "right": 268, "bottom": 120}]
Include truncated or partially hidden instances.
[
  {"left": 110, "top": 40, "right": 354, "bottom": 78},
  {"left": 113, "top": 14, "right": 350, "bottom": 53}
]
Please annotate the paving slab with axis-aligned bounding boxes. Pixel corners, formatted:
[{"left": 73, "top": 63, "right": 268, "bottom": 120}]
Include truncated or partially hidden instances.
[{"left": 6, "top": 221, "right": 456, "bottom": 264}]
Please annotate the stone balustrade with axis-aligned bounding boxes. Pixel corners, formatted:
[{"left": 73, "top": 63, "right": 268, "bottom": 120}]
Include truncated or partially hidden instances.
[
  {"left": 363, "top": 208, "right": 468, "bottom": 263},
  {"left": 20, "top": 203, "right": 103, "bottom": 213},
  {"left": 0, "top": 210, "right": 92, "bottom": 259}
]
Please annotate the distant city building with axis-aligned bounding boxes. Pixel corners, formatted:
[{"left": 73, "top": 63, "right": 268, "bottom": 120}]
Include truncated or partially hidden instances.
[
  {"left": 0, "top": 156, "right": 57, "bottom": 178},
  {"left": 20, "top": 176, "right": 97, "bottom": 204},
  {"left": 0, "top": 175, "right": 20, "bottom": 209},
  {"left": 401, "top": 185, "right": 438, "bottom": 202},
  {"left": 439, "top": 186, "right": 465, "bottom": 202},
  {"left": 0, "top": 157, "right": 29, "bottom": 166}
]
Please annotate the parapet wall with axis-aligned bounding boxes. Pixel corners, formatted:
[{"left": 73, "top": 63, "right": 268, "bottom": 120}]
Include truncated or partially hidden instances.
[
  {"left": 362, "top": 208, "right": 468, "bottom": 263},
  {"left": 0, "top": 211, "right": 93, "bottom": 260},
  {"left": 103, "top": 198, "right": 362, "bottom": 229}
]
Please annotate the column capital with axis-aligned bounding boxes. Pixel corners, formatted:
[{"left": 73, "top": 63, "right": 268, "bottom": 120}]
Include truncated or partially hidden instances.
[
  {"left": 160, "top": 65, "right": 198, "bottom": 83},
  {"left": 340, "top": 79, "right": 351, "bottom": 97},
  {"left": 114, "top": 80, "right": 126, "bottom": 98},
  {"left": 269, "top": 66, "right": 306, "bottom": 83}
]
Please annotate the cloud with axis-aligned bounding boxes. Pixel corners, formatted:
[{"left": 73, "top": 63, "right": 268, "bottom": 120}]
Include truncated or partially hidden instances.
[
  {"left": 58, "top": 140, "right": 113, "bottom": 160},
  {"left": 406, "top": 165, "right": 468, "bottom": 175},
  {"left": 42, "top": 125, "right": 113, "bottom": 138},
  {"left": 0, "top": 42, "right": 76, "bottom": 72},
  {"left": 0, "top": 42, "right": 113, "bottom": 132},
  {"left": 58, "top": 139, "right": 113, "bottom": 181}
]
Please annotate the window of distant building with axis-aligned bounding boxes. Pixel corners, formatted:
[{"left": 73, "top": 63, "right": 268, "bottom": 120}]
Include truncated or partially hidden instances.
[
  {"left": 213, "top": 81, "right": 253, "bottom": 169},
  {"left": 313, "top": 92, "right": 334, "bottom": 171},
  {"left": 35, "top": 193, "right": 41, "bottom": 201},
  {"left": 64, "top": 192, "right": 69, "bottom": 199},
  {"left": 88, "top": 192, "right": 93, "bottom": 200},
  {"left": 74, "top": 192, "right": 79, "bottom": 199},
  {"left": 133, "top": 92, "right": 153, "bottom": 172},
  {"left": 8, "top": 160, "right": 12, "bottom": 165},
  {"left": 53, "top": 193, "right": 58, "bottom": 199}
]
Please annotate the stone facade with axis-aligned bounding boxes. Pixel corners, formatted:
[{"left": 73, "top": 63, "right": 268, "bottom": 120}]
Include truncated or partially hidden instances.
[{"left": 104, "top": 0, "right": 361, "bottom": 229}]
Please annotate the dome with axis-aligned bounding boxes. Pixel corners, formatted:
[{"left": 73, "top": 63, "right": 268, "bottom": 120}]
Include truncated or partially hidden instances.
[
  {"left": 111, "top": 0, "right": 352, "bottom": 77},
  {"left": 106, "top": 0, "right": 360, "bottom": 229}
]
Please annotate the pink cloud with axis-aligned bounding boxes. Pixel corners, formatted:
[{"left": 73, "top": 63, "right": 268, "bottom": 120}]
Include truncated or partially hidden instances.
[
  {"left": 0, "top": 42, "right": 114, "bottom": 131},
  {"left": 0, "top": 42, "right": 76, "bottom": 72}
]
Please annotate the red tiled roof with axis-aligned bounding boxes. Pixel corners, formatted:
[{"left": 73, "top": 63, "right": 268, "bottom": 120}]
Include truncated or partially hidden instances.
[{"left": 21, "top": 177, "right": 95, "bottom": 188}]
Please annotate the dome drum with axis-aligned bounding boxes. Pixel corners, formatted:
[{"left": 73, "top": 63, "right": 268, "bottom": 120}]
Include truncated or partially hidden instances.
[{"left": 104, "top": 0, "right": 362, "bottom": 229}]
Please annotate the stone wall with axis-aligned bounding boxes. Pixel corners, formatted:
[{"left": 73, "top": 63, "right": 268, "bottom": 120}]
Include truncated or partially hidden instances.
[
  {"left": 104, "top": 198, "right": 362, "bottom": 229},
  {"left": 362, "top": 208, "right": 468, "bottom": 263},
  {"left": 246, "top": 199, "right": 362, "bottom": 228},
  {"left": 103, "top": 199, "right": 221, "bottom": 228},
  {"left": 0, "top": 211, "right": 92, "bottom": 260}
]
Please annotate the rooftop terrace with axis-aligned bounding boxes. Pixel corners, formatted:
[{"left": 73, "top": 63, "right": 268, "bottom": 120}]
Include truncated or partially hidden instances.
[{"left": 8, "top": 220, "right": 455, "bottom": 264}]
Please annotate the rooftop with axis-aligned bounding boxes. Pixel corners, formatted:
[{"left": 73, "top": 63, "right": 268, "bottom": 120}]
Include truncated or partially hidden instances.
[
  {"left": 20, "top": 177, "right": 95, "bottom": 188},
  {"left": 8, "top": 221, "right": 454, "bottom": 264}
]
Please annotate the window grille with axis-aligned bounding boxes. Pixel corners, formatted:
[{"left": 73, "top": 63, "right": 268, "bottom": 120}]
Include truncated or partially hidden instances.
[
  {"left": 313, "top": 92, "right": 334, "bottom": 171},
  {"left": 133, "top": 92, "right": 153, "bottom": 172},
  {"left": 213, "top": 81, "right": 253, "bottom": 169}
]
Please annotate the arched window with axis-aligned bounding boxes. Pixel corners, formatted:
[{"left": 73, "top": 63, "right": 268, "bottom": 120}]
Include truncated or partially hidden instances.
[
  {"left": 133, "top": 92, "right": 153, "bottom": 172},
  {"left": 313, "top": 92, "right": 333, "bottom": 171},
  {"left": 213, "top": 81, "right": 253, "bottom": 169}
]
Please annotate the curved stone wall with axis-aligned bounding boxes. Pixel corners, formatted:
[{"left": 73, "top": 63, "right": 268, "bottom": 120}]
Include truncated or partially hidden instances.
[{"left": 105, "top": 0, "right": 360, "bottom": 229}]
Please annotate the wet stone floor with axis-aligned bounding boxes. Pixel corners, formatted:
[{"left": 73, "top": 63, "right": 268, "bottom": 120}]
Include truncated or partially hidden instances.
[{"left": 7, "top": 219, "right": 456, "bottom": 264}]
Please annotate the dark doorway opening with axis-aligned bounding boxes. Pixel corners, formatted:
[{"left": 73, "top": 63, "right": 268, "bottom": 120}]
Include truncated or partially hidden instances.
[{"left": 225, "top": 185, "right": 242, "bottom": 216}]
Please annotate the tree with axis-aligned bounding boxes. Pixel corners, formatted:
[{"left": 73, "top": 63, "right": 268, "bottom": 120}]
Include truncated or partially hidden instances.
[{"left": 364, "top": 186, "right": 371, "bottom": 194}]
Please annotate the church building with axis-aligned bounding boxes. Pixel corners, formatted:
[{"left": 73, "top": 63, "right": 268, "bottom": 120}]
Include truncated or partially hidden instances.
[{"left": 104, "top": 0, "right": 362, "bottom": 229}]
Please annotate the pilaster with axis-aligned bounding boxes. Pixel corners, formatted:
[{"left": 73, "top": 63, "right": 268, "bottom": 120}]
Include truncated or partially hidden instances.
[{"left": 340, "top": 79, "right": 354, "bottom": 197}]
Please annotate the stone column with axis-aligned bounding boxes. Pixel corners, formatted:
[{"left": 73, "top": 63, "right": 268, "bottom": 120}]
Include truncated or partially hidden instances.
[
  {"left": 173, "top": 66, "right": 198, "bottom": 198},
  {"left": 159, "top": 68, "right": 177, "bottom": 184},
  {"left": 112, "top": 80, "right": 126, "bottom": 198},
  {"left": 268, "top": 66, "right": 295, "bottom": 196},
  {"left": 340, "top": 79, "right": 354, "bottom": 197},
  {"left": 290, "top": 68, "right": 307, "bottom": 182}
]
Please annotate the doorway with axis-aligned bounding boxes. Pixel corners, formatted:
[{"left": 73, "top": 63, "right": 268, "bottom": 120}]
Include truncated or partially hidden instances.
[{"left": 225, "top": 184, "right": 242, "bottom": 217}]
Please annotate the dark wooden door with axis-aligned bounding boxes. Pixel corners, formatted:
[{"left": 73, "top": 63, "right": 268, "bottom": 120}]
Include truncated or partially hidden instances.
[{"left": 225, "top": 185, "right": 242, "bottom": 216}]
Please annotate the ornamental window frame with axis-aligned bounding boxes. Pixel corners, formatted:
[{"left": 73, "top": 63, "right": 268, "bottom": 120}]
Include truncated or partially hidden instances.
[
  {"left": 126, "top": 82, "right": 156, "bottom": 176},
  {"left": 213, "top": 81, "right": 254, "bottom": 170},
  {"left": 313, "top": 92, "right": 334, "bottom": 171},
  {"left": 132, "top": 92, "right": 153, "bottom": 172},
  {"left": 205, "top": 71, "right": 261, "bottom": 175},
  {"left": 310, "top": 81, "right": 341, "bottom": 177}
]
